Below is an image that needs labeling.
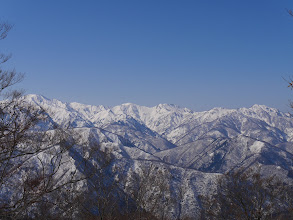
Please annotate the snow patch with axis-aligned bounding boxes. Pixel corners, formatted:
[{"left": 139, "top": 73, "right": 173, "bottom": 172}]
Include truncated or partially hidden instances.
[{"left": 249, "top": 141, "right": 264, "bottom": 154}]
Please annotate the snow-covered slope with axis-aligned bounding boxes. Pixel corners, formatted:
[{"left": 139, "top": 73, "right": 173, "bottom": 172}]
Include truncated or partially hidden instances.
[
  {"left": 22, "top": 94, "right": 293, "bottom": 218},
  {"left": 24, "top": 94, "right": 293, "bottom": 160},
  {"left": 24, "top": 94, "right": 293, "bottom": 171}
]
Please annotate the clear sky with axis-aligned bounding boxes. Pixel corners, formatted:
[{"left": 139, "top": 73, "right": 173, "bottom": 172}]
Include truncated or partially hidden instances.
[{"left": 0, "top": 0, "right": 293, "bottom": 111}]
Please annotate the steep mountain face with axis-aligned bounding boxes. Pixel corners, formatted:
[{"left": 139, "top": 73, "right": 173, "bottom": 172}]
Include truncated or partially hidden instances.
[{"left": 23, "top": 94, "right": 293, "bottom": 218}]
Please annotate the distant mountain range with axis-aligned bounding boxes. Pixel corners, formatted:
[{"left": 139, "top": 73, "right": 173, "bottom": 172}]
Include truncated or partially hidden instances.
[{"left": 24, "top": 94, "right": 293, "bottom": 218}]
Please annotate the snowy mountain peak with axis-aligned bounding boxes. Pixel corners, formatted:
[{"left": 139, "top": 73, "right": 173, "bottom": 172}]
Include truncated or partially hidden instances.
[
  {"left": 120, "top": 102, "right": 136, "bottom": 106},
  {"left": 20, "top": 94, "right": 293, "bottom": 141},
  {"left": 156, "top": 103, "right": 179, "bottom": 110},
  {"left": 155, "top": 103, "right": 194, "bottom": 114},
  {"left": 24, "top": 94, "right": 67, "bottom": 108},
  {"left": 250, "top": 104, "right": 279, "bottom": 113},
  {"left": 24, "top": 94, "right": 50, "bottom": 103}
]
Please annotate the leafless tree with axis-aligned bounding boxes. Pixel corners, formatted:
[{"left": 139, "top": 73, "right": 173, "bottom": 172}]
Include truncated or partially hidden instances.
[
  {"left": 0, "top": 22, "right": 90, "bottom": 219},
  {"left": 199, "top": 168, "right": 293, "bottom": 220},
  {"left": 123, "top": 162, "right": 174, "bottom": 220}
]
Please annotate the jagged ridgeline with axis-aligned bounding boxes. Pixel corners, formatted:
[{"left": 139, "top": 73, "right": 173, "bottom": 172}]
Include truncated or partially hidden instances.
[{"left": 3, "top": 94, "right": 293, "bottom": 219}]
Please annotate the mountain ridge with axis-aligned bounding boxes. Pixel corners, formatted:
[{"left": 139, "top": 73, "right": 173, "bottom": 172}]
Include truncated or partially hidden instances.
[
  {"left": 12, "top": 94, "right": 293, "bottom": 218},
  {"left": 23, "top": 94, "right": 291, "bottom": 133}
]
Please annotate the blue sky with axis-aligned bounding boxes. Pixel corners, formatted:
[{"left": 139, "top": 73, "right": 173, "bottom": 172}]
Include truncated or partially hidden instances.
[{"left": 0, "top": 1, "right": 293, "bottom": 111}]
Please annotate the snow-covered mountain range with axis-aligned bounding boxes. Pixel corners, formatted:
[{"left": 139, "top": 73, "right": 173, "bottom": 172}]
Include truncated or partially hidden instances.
[{"left": 23, "top": 94, "right": 293, "bottom": 218}]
